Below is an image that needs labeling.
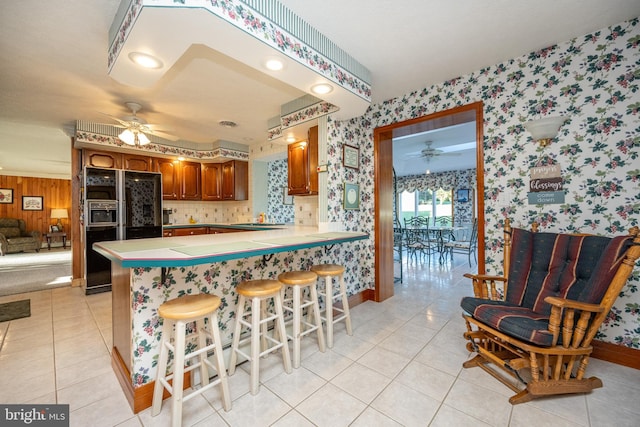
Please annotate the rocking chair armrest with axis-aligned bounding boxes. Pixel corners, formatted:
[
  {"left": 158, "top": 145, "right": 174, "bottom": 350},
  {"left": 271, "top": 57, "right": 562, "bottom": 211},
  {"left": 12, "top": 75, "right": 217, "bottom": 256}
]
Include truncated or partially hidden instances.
[
  {"left": 463, "top": 273, "right": 507, "bottom": 300},
  {"left": 545, "top": 296, "right": 604, "bottom": 348},
  {"left": 544, "top": 296, "right": 604, "bottom": 313}
]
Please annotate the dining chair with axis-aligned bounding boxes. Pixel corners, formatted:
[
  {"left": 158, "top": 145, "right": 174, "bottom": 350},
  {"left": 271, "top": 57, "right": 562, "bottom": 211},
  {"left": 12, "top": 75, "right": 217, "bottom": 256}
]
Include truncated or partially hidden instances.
[{"left": 443, "top": 218, "right": 478, "bottom": 266}]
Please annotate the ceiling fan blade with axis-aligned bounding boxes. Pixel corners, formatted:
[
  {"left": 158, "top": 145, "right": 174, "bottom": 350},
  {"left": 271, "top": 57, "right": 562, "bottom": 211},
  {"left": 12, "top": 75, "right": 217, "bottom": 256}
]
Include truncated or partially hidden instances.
[
  {"left": 145, "top": 129, "right": 180, "bottom": 141},
  {"left": 98, "top": 112, "right": 131, "bottom": 128}
]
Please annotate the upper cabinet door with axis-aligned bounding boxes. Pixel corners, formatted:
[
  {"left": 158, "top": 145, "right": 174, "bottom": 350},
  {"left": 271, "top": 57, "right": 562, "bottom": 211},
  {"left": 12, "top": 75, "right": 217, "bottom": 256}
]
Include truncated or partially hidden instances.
[
  {"left": 287, "top": 125, "right": 318, "bottom": 196},
  {"left": 180, "top": 161, "right": 201, "bottom": 200},
  {"left": 202, "top": 163, "right": 222, "bottom": 201},
  {"left": 84, "top": 149, "right": 122, "bottom": 169},
  {"left": 154, "top": 158, "right": 179, "bottom": 200},
  {"left": 221, "top": 160, "right": 248, "bottom": 201},
  {"left": 123, "top": 153, "right": 152, "bottom": 171}
]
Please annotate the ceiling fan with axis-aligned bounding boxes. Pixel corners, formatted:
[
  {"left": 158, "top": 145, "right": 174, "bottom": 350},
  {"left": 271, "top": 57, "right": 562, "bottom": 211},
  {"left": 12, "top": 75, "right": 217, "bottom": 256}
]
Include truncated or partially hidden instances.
[
  {"left": 101, "top": 102, "right": 178, "bottom": 146},
  {"left": 409, "top": 141, "right": 462, "bottom": 162}
]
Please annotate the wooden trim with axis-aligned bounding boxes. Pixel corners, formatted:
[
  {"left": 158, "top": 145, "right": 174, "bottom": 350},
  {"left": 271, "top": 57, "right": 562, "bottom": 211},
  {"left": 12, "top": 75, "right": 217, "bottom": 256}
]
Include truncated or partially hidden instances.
[
  {"left": 71, "top": 137, "right": 83, "bottom": 280},
  {"left": 373, "top": 128, "right": 394, "bottom": 302},
  {"left": 111, "top": 346, "right": 192, "bottom": 413},
  {"left": 111, "top": 347, "right": 136, "bottom": 412},
  {"left": 373, "top": 101, "right": 486, "bottom": 304},
  {"left": 592, "top": 340, "right": 640, "bottom": 370}
]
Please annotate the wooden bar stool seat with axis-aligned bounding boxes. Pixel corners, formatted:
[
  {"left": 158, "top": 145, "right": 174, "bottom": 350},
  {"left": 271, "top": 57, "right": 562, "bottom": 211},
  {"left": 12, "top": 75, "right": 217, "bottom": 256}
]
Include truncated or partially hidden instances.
[
  {"left": 278, "top": 270, "right": 326, "bottom": 368},
  {"left": 311, "top": 263, "right": 353, "bottom": 348},
  {"left": 152, "top": 293, "right": 231, "bottom": 427},
  {"left": 228, "top": 279, "right": 292, "bottom": 395}
]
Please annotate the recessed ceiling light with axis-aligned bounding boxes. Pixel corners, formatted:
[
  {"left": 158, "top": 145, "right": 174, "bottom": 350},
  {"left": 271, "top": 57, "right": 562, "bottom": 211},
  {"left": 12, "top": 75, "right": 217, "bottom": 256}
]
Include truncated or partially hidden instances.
[
  {"left": 128, "top": 52, "right": 163, "bottom": 69},
  {"left": 264, "top": 58, "right": 284, "bottom": 71},
  {"left": 311, "top": 83, "right": 333, "bottom": 95},
  {"left": 219, "top": 120, "right": 238, "bottom": 128}
]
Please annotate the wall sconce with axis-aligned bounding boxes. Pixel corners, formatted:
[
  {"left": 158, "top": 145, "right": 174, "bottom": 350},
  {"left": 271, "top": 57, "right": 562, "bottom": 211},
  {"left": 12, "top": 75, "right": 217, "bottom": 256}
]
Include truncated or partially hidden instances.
[{"left": 524, "top": 116, "right": 567, "bottom": 147}]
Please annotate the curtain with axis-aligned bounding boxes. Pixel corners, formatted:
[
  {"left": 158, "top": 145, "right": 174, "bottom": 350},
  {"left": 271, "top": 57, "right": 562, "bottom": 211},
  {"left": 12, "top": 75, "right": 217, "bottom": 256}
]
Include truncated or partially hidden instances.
[{"left": 396, "top": 168, "right": 476, "bottom": 193}]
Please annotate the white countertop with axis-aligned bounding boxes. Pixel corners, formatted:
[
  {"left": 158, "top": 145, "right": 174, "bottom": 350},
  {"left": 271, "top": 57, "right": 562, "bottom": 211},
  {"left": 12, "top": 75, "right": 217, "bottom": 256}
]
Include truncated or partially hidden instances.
[{"left": 93, "top": 225, "right": 368, "bottom": 268}]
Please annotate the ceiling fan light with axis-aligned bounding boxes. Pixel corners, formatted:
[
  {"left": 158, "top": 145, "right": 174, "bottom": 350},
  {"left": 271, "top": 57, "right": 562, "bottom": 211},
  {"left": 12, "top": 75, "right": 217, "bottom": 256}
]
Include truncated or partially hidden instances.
[
  {"left": 137, "top": 132, "right": 150, "bottom": 146},
  {"left": 119, "top": 129, "right": 136, "bottom": 145},
  {"left": 119, "top": 129, "right": 150, "bottom": 146}
]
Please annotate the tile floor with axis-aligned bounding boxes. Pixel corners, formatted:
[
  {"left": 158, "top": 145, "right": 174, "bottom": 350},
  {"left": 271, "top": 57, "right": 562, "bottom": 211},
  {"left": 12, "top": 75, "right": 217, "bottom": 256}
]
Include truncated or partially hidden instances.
[{"left": 1, "top": 252, "right": 639, "bottom": 426}]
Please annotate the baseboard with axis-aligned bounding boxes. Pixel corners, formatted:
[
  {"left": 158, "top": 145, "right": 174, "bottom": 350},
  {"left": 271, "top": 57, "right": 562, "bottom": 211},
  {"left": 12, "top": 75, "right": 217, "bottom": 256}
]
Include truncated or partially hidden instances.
[
  {"left": 111, "top": 346, "right": 192, "bottom": 413},
  {"left": 591, "top": 340, "right": 640, "bottom": 370}
]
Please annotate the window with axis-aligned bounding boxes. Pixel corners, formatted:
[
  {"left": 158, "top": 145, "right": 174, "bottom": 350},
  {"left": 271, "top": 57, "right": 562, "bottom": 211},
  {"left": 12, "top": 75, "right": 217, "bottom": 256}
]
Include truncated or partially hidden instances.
[{"left": 399, "top": 188, "right": 452, "bottom": 225}]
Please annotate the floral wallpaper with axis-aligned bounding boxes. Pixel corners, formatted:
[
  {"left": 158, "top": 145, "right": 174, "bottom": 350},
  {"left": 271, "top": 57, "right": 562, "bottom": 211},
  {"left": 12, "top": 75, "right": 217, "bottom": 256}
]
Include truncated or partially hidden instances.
[
  {"left": 267, "top": 159, "right": 294, "bottom": 223},
  {"left": 325, "top": 18, "right": 640, "bottom": 349}
]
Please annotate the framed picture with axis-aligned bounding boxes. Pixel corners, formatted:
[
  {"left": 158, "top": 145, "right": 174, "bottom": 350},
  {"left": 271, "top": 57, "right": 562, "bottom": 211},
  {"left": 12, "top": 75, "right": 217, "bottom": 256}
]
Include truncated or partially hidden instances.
[
  {"left": 50, "top": 225, "right": 60, "bottom": 233},
  {"left": 343, "top": 144, "right": 360, "bottom": 170},
  {"left": 0, "top": 188, "right": 13, "bottom": 204},
  {"left": 457, "top": 188, "right": 470, "bottom": 203},
  {"left": 343, "top": 182, "right": 360, "bottom": 210},
  {"left": 22, "top": 196, "right": 43, "bottom": 211},
  {"left": 282, "top": 186, "right": 293, "bottom": 205}
]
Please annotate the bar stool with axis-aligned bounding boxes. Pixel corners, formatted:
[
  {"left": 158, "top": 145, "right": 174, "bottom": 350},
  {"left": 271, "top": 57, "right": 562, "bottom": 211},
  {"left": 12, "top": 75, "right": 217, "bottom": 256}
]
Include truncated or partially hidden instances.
[
  {"left": 228, "top": 279, "right": 292, "bottom": 395},
  {"left": 152, "top": 293, "right": 231, "bottom": 427},
  {"left": 278, "top": 270, "right": 326, "bottom": 368},
  {"left": 311, "top": 263, "right": 353, "bottom": 348}
]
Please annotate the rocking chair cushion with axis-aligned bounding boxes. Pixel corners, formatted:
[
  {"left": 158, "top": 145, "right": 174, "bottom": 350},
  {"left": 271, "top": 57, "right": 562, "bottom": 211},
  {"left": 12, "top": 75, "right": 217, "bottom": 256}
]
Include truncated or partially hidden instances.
[
  {"left": 461, "top": 298, "right": 554, "bottom": 346},
  {"left": 505, "top": 229, "right": 632, "bottom": 315},
  {"left": 461, "top": 229, "right": 633, "bottom": 347}
]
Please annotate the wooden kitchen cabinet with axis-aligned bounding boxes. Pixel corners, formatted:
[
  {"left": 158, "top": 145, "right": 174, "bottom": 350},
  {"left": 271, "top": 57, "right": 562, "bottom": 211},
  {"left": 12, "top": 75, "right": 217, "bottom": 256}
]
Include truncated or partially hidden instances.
[
  {"left": 171, "top": 227, "right": 208, "bottom": 236},
  {"left": 154, "top": 158, "right": 180, "bottom": 200},
  {"left": 122, "top": 153, "right": 152, "bottom": 171},
  {"left": 287, "top": 125, "right": 318, "bottom": 195},
  {"left": 84, "top": 149, "right": 122, "bottom": 169},
  {"left": 179, "top": 161, "right": 201, "bottom": 200},
  {"left": 208, "top": 227, "right": 251, "bottom": 234},
  {"left": 221, "top": 160, "right": 248, "bottom": 201},
  {"left": 153, "top": 158, "right": 201, "bottom": 200},
  {"left": 201, "top": 163, "right": 223, "bottom": 201}
]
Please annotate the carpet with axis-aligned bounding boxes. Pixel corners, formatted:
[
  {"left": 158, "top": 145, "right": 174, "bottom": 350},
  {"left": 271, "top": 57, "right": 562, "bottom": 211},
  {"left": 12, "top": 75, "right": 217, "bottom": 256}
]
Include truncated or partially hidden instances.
[
  {"left": 0, "top": 250, "right": 72, "bottom": 296},
  {"left": 0, "top": 299, "right": 31, "bottom": 322}
]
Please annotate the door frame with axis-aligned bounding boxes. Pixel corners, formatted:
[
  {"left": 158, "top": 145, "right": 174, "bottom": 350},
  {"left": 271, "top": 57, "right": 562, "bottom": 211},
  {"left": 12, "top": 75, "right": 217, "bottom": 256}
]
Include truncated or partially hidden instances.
[{"left": 373, "top": 101, "right": 485, "bottom": 301}]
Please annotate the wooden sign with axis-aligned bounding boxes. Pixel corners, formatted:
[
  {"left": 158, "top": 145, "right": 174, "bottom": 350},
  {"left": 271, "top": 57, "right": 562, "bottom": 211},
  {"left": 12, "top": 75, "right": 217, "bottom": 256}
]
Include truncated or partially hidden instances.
[
  {"left": 530, "top": 177, "right": 563, "bottom": 192},
  {"left": 528, "top": 164, "right": 563, "bottom": 204},
  {"left": 529, "top": 165, "right": 561, "bottom": 179}
]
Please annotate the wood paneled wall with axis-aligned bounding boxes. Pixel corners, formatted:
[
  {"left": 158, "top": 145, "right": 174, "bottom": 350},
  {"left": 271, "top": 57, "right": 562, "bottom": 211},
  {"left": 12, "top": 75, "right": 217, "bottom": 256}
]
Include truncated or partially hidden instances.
[{"left": 0, "top": 175, "right": 72, "bottom": 241}]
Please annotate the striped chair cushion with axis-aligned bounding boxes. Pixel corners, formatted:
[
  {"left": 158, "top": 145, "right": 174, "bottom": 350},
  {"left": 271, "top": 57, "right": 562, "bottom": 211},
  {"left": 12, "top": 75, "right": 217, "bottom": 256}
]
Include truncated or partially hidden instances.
[
  {"left": 461, "top": 228, "right": 633, "bottom": 346},
  {"left": 460, "top": 298, "right": 554, "bottom": 346}
]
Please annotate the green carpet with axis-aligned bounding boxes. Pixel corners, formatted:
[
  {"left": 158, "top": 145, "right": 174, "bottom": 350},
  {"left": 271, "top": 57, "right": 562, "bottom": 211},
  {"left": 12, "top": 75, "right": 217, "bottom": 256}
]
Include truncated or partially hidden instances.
[{"left": 0, "top": 299, "right": 31, "bottom": 322}]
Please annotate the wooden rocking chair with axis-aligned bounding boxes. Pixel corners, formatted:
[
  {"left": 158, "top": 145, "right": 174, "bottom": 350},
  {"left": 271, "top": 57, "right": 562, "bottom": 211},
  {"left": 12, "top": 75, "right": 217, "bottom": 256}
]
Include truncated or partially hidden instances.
[{"left": 461, "top": 219, "right": 640, "bottom": 404}]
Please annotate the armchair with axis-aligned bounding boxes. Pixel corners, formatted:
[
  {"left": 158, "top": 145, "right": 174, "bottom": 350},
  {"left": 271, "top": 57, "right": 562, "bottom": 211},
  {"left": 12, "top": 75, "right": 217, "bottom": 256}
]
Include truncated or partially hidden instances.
[
  {"left": 460, "top": 219, "right": 640, "bottom": 404},
  {"left": 0, "top": 218, "right": 42, "bottom": 255}
]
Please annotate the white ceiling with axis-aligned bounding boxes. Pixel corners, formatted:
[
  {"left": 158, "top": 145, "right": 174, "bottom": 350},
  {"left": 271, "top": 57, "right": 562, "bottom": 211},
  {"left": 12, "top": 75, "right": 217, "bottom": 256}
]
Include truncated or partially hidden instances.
[{"left": 1, "top": 0, "right": 639, "bottom": 179}]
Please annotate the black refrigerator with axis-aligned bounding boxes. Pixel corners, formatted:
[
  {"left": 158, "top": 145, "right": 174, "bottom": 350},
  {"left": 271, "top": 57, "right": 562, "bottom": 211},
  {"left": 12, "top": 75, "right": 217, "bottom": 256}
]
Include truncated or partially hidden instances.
[{"left": 84, "top": 168, "right": 163, "bottom": 294}]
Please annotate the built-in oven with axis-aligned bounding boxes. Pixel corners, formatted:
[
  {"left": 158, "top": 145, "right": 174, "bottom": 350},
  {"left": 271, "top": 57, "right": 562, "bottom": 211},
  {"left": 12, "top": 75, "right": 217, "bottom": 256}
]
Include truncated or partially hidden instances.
[{"left": 87, "top": 200, "right": 118, "bottom": 227}]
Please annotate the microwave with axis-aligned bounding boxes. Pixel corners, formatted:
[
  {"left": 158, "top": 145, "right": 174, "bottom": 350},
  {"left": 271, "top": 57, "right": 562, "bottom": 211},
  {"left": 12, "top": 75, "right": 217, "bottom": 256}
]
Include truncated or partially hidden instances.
[{"left": 87, "top": 200, "right": 118, "bottom": 227}]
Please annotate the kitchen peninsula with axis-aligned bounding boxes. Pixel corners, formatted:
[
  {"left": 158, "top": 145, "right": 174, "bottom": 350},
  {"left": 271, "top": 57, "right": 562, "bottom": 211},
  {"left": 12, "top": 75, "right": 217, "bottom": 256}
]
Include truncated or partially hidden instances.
[{"left": 93, "top": 225, "right": 367, "bottom": 412}]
